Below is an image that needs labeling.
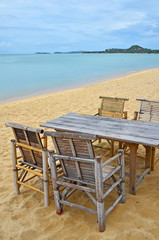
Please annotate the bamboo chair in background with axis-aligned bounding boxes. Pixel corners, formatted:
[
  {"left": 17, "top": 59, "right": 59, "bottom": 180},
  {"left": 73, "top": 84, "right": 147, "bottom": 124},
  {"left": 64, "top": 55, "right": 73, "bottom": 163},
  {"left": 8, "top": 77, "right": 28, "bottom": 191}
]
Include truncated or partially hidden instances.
[
  {"left": 6, "top": 122, "right": 51, "bottom": 207},
  {"left": 45, "top": 131, "right": 126, "bottom": 232},
  {"left": 95, "top": 96, "right": 129, "bottom": 156},
  {"left": 133, "top": 98, "right": 159, "bottom": 170}
]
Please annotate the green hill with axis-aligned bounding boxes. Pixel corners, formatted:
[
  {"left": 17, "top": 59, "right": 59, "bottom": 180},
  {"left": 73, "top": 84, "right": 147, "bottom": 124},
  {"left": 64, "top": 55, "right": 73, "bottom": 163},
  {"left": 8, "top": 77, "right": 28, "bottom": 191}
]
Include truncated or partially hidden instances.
[{"left": 105, "top": 45, "right": 159, "bottom": 53}]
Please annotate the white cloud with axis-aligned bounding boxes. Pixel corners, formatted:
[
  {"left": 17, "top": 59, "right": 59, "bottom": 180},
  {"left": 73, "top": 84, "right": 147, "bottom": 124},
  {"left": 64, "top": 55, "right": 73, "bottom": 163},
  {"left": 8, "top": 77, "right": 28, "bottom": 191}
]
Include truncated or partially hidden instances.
[
  {"left": 0, "top": 0, "right": 159, "bottom": 52},
  {"left": 0, "top": 41, "right": 12, "bottom": 47}
]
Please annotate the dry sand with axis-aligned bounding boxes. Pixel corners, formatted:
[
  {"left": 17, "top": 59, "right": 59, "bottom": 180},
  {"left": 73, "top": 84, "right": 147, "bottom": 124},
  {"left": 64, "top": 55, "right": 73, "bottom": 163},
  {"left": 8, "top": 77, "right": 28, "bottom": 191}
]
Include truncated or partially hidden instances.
[{"left": 0, "top": 68, "right": 159, "bottom": 240}]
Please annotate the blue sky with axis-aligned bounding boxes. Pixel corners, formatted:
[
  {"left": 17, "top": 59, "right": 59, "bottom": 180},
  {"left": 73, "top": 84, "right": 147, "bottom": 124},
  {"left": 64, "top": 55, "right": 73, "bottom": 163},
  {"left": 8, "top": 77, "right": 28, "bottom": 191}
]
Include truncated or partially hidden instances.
[{"left": 0, "top": 0, "right": 159, "bottom": 53}]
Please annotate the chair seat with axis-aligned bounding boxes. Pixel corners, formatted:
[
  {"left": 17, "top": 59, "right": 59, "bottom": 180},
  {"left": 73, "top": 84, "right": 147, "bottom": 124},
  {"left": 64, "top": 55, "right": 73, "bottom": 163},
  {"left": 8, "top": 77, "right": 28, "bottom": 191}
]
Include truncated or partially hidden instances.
[
  {"left": 102, "top": 165, "right": 115, "bottom": 173},
  {"left": 102, "top": 165, "right": 116, "bottom": 180},
  {"left": 102, "top": 166, "right": 116, "bottom": 181}
]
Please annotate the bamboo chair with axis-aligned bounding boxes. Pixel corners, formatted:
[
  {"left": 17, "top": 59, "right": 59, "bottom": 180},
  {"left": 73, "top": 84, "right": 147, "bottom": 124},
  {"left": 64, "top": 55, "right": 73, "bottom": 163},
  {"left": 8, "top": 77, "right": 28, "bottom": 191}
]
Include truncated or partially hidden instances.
[
  {"left": 6, "top": 122, "right": 52, "bottom": 207},
  {"left": 95, "top": 96, "right": 129, "bottom": 156},
  {"left": 133, "top": 98, "right": 159, "bottom": 170},
  {"left": 45, "top": 131, "right": 126, "bottom": 232}
]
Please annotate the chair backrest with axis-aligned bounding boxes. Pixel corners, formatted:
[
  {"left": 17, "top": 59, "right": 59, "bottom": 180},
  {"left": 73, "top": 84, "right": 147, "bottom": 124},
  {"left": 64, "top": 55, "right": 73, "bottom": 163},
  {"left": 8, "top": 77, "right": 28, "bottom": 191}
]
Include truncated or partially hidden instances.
[
  {"left": 45, "top": 131, "right": 97, "bottom": 184},
  {"left": 99, "top": 96, "right": 129, "bottom": 118},
  {"left": 6, "top": 122, "right": 44, "bottom": 168},
  {"left": 136, "top": 98, "right": 159, "bottom": 123}
]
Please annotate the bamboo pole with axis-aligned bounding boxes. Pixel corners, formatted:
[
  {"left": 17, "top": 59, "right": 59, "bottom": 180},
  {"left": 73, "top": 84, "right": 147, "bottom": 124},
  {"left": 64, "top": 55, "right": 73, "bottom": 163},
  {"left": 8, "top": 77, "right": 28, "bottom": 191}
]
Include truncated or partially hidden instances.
[
  {"left": 118, "top": 149, "right": 126, "bottom": 203},
  {"left": 102, "top": 153, "right": 121, "bottom": 167},
  {"left": 15, "top": 165, "right": 43, "bottom": 177},
  {"left": 15, "top": 142, "right": 42, "bottom": 153},
  {"left": 129, "top": 144, "right": 138, "bottom": 195},
  {"left": 49, "top": 151, "right": 62, "bottom": 214},
  {"left": 59, "top": 200, "right": 97, "bottom": 214},
  {"left": 42, "top": 149, "right": 49, "bottom": 207},
  {"left": 110, "top": 140, "right": 114, "bottom": 157},
  {"left": 17, "top": 181, "right": 44, "bottom": 194},
  {"left": 23, "top": 175, "right": 37, "bottom": 183},
  {"left": 43, "top": 135, "right": 47, "bottom": 148},
  {"left": 95, "top": 156, "right": 106, "bottom": 232},
  {"left": 105, "top": 195, "right": 122, "bottom": 216},
  {"left": 103, "top": 178, "right": 122, "bottom": 199},
  {"left": 11, "top": 139, "right": 20, "bottom": 195},
  {"left": 136, "top": 168, "right": 150, "bottom": 187},
  {"left": 151, "top": 147, "right": 156, "bottom": 171},
  {"left": 145, "top": 146, "right": 152, "bottom": 171}
]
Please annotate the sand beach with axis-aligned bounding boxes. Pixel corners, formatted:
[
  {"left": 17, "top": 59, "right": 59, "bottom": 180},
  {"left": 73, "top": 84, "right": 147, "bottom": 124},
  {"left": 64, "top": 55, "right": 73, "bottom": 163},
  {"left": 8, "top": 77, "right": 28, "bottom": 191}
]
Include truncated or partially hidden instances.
[{"left": 0, "top": 67, "right": 159, "bottom": 240}]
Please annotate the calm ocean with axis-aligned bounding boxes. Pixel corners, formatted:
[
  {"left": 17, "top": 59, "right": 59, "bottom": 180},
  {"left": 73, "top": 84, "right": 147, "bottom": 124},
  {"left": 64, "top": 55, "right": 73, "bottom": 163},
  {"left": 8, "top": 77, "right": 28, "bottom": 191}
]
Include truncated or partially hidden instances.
[{"left": 0, "top": 53, "right": 159, "bottom": 103}]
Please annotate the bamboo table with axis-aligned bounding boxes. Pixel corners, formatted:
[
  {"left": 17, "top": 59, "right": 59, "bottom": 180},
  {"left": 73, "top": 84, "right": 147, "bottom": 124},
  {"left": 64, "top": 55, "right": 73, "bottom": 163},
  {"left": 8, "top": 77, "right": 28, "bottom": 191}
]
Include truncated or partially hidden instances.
[{"left": 40, "top": 112, "right": 159, "bottom": 195}]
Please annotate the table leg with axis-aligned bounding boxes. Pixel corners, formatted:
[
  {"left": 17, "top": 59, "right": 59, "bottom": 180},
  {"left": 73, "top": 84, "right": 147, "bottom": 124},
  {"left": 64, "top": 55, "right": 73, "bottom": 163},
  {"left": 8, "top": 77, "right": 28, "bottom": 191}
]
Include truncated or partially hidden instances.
[
  {"left": 110, "top": 140, "right": 114, "bottom": 157},
  {"left": 151, "top": 147, "right": 155, "bottom": 171},
  {"left": 129, "top": 144, "right": 138, "bottom": 195},
  {"left": 119, "top": 142, "right": 122, "bottom": 149},
  {"left": 144, "top": 146, "right": 152, "bottom": 171}
]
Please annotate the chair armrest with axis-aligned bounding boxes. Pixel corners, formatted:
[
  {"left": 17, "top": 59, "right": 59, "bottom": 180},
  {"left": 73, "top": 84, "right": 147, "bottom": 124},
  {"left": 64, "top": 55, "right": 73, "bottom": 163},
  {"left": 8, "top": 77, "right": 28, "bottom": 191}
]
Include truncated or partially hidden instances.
[
  {"left": 102, "top": 152, "right": 121, "bottom": 168},
  {"left": 132, "top": 111, "right": 139, "bottom": 120},
  {"left": 122, "top": 111, "right": 128, "bottom": 119}
]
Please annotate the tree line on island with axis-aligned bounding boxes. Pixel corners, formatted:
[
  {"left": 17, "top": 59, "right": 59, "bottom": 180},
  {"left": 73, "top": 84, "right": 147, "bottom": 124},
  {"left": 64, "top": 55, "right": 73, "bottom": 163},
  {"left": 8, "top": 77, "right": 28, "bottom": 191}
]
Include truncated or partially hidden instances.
[
  {"left": 82, "top": 45, "right": 159, "bottom": 54},
  {"left": 53, "top": 45, "right": 159, "bottom": 54}
]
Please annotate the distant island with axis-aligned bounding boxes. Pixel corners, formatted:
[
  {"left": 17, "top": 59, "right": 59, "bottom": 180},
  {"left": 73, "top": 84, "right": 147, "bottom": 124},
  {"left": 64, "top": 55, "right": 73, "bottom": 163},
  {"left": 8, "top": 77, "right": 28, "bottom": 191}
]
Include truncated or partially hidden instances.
[
  {"left": 54, "top": 45, "right": 159, "bottom": 54},
  {"left": 54, "top": 51, "right": 82, "bottom": 54},
  {"left": 35, "top": 52, "right": 51, "bottom": 54},
  {"left": 82, "top": 45, "right": 159, "bottom": 54},
  {"left": 104, "top": 45, "right": 159, "bottom": 54}
]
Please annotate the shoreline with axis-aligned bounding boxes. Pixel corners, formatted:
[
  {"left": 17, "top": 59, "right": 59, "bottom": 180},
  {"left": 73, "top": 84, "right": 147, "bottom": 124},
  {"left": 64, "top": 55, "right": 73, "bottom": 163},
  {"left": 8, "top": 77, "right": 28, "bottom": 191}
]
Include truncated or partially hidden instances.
[{"left": 1, "top": 66, "right": 159, "bottom": 105}]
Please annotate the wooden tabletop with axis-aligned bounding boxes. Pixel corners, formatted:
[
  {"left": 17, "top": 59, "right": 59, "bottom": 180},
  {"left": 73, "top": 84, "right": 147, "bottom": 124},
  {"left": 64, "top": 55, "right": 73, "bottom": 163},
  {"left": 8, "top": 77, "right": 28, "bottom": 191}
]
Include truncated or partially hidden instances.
[{"left": 40, "top": 112, "right": 159, "bottom": 147}]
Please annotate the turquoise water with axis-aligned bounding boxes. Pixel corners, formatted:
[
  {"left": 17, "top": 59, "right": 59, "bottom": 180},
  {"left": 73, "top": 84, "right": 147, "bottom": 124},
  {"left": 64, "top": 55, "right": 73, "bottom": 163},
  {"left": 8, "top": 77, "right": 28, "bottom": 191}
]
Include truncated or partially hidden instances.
[{"left": 0, "top": 53, "right": 159, "bottom": 103}]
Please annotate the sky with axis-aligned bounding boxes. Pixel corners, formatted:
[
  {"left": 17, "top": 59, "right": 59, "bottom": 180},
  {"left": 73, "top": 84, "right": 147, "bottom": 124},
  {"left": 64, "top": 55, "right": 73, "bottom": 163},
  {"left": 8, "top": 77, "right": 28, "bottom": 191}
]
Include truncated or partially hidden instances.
[{"left": 0, "top": 0, "right": 159, "bottom": 54}]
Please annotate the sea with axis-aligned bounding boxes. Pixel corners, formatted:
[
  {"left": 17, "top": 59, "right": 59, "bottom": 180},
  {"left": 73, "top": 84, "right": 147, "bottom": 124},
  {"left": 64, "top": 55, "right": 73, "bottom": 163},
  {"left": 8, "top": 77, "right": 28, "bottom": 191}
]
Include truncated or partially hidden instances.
[{"left": 0, "top": 53, "right": 159, "bottom": 103}]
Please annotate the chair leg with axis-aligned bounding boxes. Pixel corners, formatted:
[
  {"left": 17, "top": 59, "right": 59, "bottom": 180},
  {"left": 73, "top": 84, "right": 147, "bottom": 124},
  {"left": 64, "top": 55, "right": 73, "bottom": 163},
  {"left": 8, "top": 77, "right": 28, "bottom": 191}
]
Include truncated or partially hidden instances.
[
  {"left": 97, "top": 201, "right": 106, "bottom": 232},
  {"left": 118, "top": 149, "right": 126, "bottom": 204},
  {"left": 42, "top": 149, "right": 49, "bottom": 207},
  {"left": 49, "top": 151, "right": 63, "bottom": 214},
  {"left": 95, "top": 156, "right": 106, "bottom": 232},
  {"left": 11, "top": 139, "right": 20, "bottom": 195},
  {"left": 54, "top": 190, "right": 63, "bottom": 214}
]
